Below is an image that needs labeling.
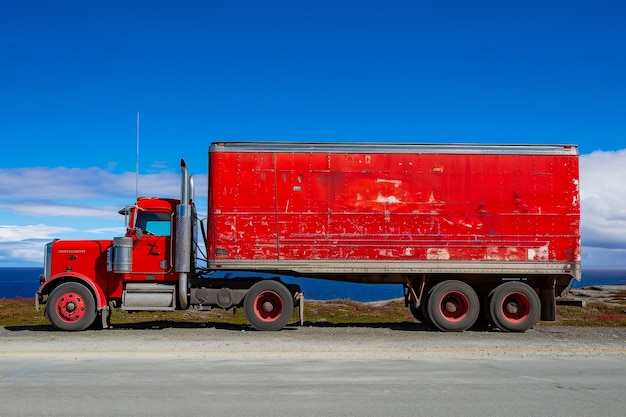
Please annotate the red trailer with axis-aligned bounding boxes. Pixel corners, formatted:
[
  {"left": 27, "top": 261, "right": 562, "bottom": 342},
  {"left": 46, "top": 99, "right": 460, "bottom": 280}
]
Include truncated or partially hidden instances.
[{"left": 37, "top": 142, "right": 580, "bottom": 332}]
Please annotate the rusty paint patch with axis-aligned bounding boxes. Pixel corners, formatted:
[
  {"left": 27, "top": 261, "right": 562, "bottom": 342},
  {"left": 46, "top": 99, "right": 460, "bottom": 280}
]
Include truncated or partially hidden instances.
[{"left": 427, "top": 248, "right": 450, "bottom": 260}]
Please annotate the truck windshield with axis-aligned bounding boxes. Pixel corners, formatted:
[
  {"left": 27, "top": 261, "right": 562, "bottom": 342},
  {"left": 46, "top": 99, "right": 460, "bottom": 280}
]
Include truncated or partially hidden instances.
[{"left": 135, "top": 212, "right": 171, "bottom": 236}]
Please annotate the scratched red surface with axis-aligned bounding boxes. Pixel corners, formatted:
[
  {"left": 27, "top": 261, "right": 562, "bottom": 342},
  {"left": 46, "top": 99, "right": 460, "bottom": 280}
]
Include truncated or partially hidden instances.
[{"left": 208, "top": 147, "right": 580, "bottom": 264}]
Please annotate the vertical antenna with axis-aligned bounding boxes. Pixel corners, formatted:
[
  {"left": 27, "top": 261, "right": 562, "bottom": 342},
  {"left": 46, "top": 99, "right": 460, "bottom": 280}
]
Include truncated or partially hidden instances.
[{"left": 136, "top": 111, "right": 140, "bottom": 199}]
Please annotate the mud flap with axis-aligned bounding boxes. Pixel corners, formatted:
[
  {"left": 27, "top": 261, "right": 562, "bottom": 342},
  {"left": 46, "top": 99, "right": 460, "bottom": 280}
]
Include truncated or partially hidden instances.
[
  {"left": 296, "top": 292, "right": 304, "bottom": 326},
  {"left": 540, "top": 288, "right": 556, "bottom": 321},
  {"left": 100, "top": 306, "right": 111, "bottom": 329}
]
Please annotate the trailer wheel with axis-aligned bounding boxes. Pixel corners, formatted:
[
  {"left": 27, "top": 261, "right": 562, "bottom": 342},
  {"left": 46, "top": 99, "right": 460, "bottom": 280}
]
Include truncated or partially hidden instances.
[
  {"left": 409, "top": 302, "right": 428, "bottom": 324},
  {"left": 420, "top": 296, "right": 433, "bottom": 327},
  {"left": 489, "top": 282, "right": 540, "bottom": 332},
  {"left": 47, "top": 282, "right": 97, "bottom": 331},
  {"left": 244, "top": 280, "right": 294, "bottom": 331},
  {"left": 425, "top": 281, "right": 479, "bottom": 332}
]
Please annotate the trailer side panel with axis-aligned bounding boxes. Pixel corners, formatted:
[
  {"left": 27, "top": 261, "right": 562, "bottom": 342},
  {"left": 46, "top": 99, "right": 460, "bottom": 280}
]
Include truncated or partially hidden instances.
[{"left": 207, "top": 143, "right": 580, "bottom": 280}]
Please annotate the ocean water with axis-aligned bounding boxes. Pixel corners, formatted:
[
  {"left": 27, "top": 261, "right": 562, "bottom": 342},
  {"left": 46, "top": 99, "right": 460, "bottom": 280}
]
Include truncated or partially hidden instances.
[
  {"left": 1, "top": 267, "right": 624, "bottom": 301},
  {"left": 1, "top": 267, "right": 44, "bottom": 300}
]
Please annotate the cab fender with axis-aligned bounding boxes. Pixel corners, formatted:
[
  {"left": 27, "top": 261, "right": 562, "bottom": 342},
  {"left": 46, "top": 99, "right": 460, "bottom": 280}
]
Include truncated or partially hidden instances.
[{"left": 38, "top": 272, "right": 107, "bottom": 310}]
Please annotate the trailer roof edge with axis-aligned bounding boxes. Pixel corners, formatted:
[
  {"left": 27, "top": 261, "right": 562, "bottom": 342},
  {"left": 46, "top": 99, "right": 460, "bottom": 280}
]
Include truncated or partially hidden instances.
[{"left": 209, "top": 142, "right": 579, "bottom": 155}]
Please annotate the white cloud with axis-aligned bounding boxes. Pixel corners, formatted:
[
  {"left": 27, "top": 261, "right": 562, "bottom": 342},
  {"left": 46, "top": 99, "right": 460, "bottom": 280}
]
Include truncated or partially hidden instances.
[
  {"left": 0, "top": 224, "right": 75, "bottom": 242},
  {"left": 579, "top": 149, "right": 626, "bottom": 201},
  {"left": 0, "top": 225, "right": 73, "bottom": 266},
  {"left": 0, "top": 166, "right": 181, "bottom": 199},
  {"left": 0, "top": 240, "right": 48, "bottom": 266},
  {"left": 0, "top": 201, "right": 122, "bottom": 219},
  {"left": 579, "top": 149, "right": 626, "bottom": 264}
]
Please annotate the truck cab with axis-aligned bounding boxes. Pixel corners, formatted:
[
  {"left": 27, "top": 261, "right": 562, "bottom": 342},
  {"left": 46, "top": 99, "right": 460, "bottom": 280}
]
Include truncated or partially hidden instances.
[
  {"left": 37, "top": 161, "right": 198, "bottom": 330},
  {"left": 37, "top": 159, "right": 301, "bottom": 331}
]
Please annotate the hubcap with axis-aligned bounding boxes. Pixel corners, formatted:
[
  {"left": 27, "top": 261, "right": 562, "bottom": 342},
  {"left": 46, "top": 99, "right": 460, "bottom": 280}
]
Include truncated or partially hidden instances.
[
  {"left": 254, "top": 291, "right": 283, "bottom": 322},
  {"left": 505, "top": 301, "right": 519, "bottom": 315},
  {"left": 501, "top": 292, "right": 530, "bottom": 323},
  {"left": 55, "top": 292, "right": 86, "bottom": 323},
  {"left": 445, "top": 300, "right": 458, "bottom": 313},
  {"left": 440, "top": 292, "right": 469, "bottom": 322}
]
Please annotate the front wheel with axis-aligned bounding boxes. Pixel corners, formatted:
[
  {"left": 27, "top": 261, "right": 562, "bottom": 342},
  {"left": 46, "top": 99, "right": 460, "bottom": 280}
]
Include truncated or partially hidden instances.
[
  {"left": 425, "top": 281, "right": 480, "bottom": 332},
  {"left": 47, "top": 282, "right": 97, "bottom": 331},
  {"left": 489, "top": 282, "right": 540, "bottom": 332},
  {"left": 244, "top": 280, "right": 294, "bottom": 331}
]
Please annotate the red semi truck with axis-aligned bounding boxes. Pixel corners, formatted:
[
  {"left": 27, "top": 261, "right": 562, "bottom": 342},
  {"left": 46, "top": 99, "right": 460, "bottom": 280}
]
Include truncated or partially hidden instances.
[{"left": 36, "top": 142, "right": 581, "bottom": 332}]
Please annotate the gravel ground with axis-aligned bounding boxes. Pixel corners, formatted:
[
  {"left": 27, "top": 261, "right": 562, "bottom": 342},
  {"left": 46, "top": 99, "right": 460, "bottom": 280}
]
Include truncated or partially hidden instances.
[{"left": 2, "top": 324, "right": 625, "bottom": 360}]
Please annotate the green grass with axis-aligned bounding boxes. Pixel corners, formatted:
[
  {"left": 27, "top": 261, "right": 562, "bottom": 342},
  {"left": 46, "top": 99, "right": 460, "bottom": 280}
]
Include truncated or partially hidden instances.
[
  {"left": 1, "top": 297, "right": 625, "bottom": 329},
  {"left": 539, "top": 301, "right": 626, "bottom": 328}
]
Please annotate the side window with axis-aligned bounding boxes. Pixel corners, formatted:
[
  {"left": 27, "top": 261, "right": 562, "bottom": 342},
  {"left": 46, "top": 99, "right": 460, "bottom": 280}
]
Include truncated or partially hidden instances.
[
  {"left": 136, "top": 212, "right": 171, "bottom": 236},
  {"left": 145, "top": 220, "right": 171, "bottom": 236}
]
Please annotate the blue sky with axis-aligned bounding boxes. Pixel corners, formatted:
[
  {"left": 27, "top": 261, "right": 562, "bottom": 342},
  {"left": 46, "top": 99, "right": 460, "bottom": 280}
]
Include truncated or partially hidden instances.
[{"left": 1, "top": 0, "right": 625, "bottom": 268}]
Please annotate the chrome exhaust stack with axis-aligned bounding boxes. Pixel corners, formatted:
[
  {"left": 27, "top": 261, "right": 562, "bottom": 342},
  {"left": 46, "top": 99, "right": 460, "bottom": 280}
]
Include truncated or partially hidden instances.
[{"left": 175, "top": 159, "right": 193, "bottom": 309}]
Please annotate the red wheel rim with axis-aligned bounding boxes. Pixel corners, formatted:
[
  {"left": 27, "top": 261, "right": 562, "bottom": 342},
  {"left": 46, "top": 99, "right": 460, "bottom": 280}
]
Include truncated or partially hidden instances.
[
  {"left": 438, "top": 291, "right": 469, "bottom": 322},
  {"left": 55, "top": 291, "right": 87, "bottom": 323},
  {"left": 253, "top": 290, "right": 284, "bottom": 322},
  {"left": 500, "top": 292, "right": 531, "bottom": 323}
]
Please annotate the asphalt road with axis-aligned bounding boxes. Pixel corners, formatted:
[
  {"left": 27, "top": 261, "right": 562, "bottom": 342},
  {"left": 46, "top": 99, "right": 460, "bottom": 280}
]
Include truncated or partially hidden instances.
[{"left": 1, "top": 324, "right": 625, "bottom": 417}]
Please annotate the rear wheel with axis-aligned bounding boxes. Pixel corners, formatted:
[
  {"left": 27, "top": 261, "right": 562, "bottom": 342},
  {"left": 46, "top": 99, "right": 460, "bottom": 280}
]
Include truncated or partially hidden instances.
[
  {"left": 409, "top": 301, "right": 428, "bottom": 324},
  {"left": 244, "top": 280, "right": 294, "bottom": 331},
  {"left": 425, "top": 281, "right": 480, "bottom": 332},
  {"left": 47, "top": 282, "right": 97, "bottom": 331},
  {"left": 489, "top": 282, "right": 540, "bottom": 332}
]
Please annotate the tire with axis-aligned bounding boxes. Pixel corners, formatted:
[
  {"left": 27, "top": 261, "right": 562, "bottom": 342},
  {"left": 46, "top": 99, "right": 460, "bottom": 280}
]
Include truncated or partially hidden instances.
[
  {"left": 409, "top": 301, "right": 428, "bottom": 324},
  {"left": 47, "top": 282, "right": 97, "bottom": 331},
  {"left": 420, "top": 295, "right": 433, "bottom": 327},
  {"left": 425, "top": 281, "right": 480, "bottom": 332},
  {"left": 244, "top": 280, "right": 294, "bottom": 331},
  {"left": 489, "top": 282, "right": 540, "bottom": 332}
]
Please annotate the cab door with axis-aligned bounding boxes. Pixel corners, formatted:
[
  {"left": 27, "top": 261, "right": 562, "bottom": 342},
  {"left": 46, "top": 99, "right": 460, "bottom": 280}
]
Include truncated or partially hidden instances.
[{"left": 131, "top": 211, "right": 173, "bottom": 277}]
